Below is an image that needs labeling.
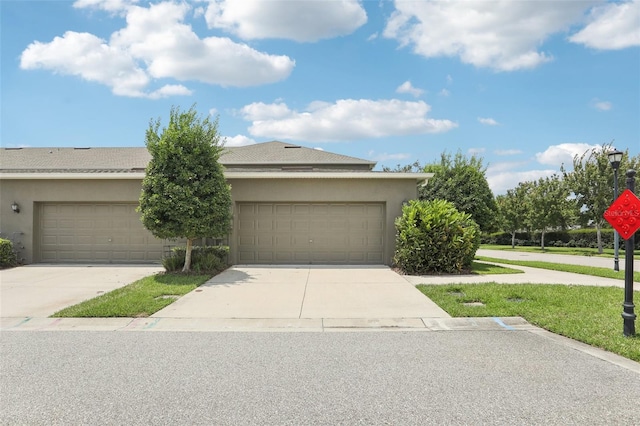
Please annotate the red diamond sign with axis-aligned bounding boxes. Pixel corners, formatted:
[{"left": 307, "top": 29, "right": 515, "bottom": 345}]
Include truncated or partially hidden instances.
[{"left": 604, "top": 189, "right": 640, "bottom": 240}]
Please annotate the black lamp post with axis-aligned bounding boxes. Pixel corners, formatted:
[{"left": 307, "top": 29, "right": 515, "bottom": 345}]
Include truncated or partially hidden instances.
[
  {"left": 608, "top": 149, "right": 623, "bottom": 271},
  {"left": 622, "top": 169, "right": 636, "bottom": 337}
]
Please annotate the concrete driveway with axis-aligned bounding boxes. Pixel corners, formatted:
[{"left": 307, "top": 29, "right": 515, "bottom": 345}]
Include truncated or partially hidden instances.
[
  {"left": 153, "top": 265, "right": 449, "bottom": 320},
  {"left": 0, "top": 265, "right": 164, "bottom": 317}
]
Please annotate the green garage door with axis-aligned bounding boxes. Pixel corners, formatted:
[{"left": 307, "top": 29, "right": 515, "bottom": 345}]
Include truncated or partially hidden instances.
[
  {"left": 237, "top": 202, "right": 385, "bottom": 264},
  {"left": 39, "top": 203, "right": 167, "bottom": 263}
]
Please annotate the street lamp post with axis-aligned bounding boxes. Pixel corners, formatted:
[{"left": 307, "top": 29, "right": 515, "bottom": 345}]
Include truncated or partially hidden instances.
[{"left": 608, "top": 149, "right": 623, "bottom": 271}]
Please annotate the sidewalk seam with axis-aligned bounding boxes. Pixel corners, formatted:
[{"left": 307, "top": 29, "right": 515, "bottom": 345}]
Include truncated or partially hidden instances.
[{"left": 298, "top": 268, "right": 311, "bottom": 319}]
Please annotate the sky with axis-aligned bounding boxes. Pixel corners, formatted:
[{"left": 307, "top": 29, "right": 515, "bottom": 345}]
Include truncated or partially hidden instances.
[{"left": 1, "top": 0, "right": 639, "bottom": 194}]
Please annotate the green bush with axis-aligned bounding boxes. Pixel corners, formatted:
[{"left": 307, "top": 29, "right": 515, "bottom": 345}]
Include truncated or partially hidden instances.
[
  {"left": 0, "top": 238, "right": 17, "bottom": 268},
  {"left": 162, "top": 245, "right": 229, "bottom": 273},
  {"left": 394, "top": 199, "right": 481, "bottom": 274}
]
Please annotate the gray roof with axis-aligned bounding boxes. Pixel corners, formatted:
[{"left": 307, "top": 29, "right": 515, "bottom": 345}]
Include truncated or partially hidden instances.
[{"left": 0, "top": 141, "right": 376, "bottom": 173}]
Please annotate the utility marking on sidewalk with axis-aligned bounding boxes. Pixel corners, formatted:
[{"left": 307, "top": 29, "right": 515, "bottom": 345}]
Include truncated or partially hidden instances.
[
  {"left": 492, "top": 317, "right": 516, "bottom": 331},
  {"left": 143, "top": 318, "right": 161, "bottom": 330},
  {"left": 9, "top": 317, "right": 32, "bottom": 329}
]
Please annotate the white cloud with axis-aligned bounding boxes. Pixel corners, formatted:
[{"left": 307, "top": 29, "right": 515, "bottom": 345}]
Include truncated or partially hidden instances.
[
  {"left": 209, "top": 108, "right": 218, "bottom": 116},
  {"left": 204, "top": 0, "right": 367, "bottom": 42},
  {"left": 535, "top": 143, "right": 600, "bottom": 167},
  {"left": 495, "top": 149, "right": 523, "bottom": 156},
  {"left": 446, "top": 74, "right": 453, "bottom": 84},
  {"left": 20, "top": 1, "right": 295, "bottom": 98},
  {"left": 591, "top": 99, "right": 613, "bottom": 111},
  {"left": 383, "top": 0, "right": 596, "bottom": 71},
  {"left": 478, "top": 117, "right": 499, "bottom": 126},
  {"left": 487, "top": 162, "right": 557, "bottom": 194},
  {"left": 396, "top": 80, "right": 424, "bottom": 97},
  {"left": 468, "top": 148, "right": 486, "bottom": 155},
  {"left": 368, "top": 151, "right": 411, "bottom": 162},
  {"left": 570, "top": 0, "right": 640, "bottom": 50},
  {"left": 73, "top": 0, "right": 135, "bottom": 13},
  {"left": 438, "top": 88, "right": 450, "bottom": 97},
  {"left": 240, "top": 99, "right": 457, "bottom": 142},
  {"left": 224, "top": 135, "right": 256, "bottom": 147},
  {"left": 367, "top": 33, "right": 379, "bottom": 41}
]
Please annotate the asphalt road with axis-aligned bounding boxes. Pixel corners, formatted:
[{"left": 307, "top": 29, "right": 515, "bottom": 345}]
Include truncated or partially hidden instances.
[{"left": 2, "top": 331, "right": 639, "bottom": 425}]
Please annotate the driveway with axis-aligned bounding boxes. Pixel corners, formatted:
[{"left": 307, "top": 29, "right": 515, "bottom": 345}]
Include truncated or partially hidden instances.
[
  {"left": 152, "top": 265, "right": 449, "bottom": 320},
  {"left": 0, "top": 265, "right": 164, "bottom": 317}
]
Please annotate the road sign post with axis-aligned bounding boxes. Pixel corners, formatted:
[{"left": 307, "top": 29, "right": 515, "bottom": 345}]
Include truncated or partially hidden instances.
[{"left": 603, "top": 169, "right": 638, "bottom": 337}]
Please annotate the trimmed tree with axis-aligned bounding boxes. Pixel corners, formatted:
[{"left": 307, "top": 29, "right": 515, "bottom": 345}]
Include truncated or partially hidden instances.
[
  {"left": 496, "top": 184, "right": 529, "bottom": 248},
  {"left": 138, "top": 106, "right": 232, "bottom": 272},
  {"left": 419, "top": 151, "right": 498, "bottom": 233}
]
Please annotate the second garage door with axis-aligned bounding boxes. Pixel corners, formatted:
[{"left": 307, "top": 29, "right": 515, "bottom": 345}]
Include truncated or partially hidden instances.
[
  {"left": 237, "top": 202, "right": 385, "bottom": 264},
  {"left": 39, "top": 203, "right": 168, "bottom": 263}
]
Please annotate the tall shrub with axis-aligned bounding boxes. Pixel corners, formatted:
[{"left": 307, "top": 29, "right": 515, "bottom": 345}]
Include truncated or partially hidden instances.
[{"left": 394, "top": 200, "right": 481, "bottom": 275}]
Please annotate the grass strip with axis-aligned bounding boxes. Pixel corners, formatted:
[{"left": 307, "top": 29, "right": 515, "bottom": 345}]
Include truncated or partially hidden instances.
[
  {"left": 52, "top": 273, "right": 212, "bottom": 318},
  {"left": 417, "top": 283, "right": 640, "bottom": 361},
  {"left": 471, "top": 261, "right": 523, "bottom": 275},
  {"left": 477, "top": 256, "right": 640, "bottom": 283},
  {"left": 480, "top": 244, "right": 640, "bottom": 259}
]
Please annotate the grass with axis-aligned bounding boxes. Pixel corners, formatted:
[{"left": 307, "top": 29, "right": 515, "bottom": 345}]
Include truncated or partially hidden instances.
[
  {"left": 477, "top": 256, "right": 640, "bottom": 283},
  {"left": 417, "top": 283, "right": 640, "bottom": 362},
  {"left": 471, "top": 261, "right": 522, "bottom": 275},
  {"left": 481, "top": 244, "right": 640, "bottom": 259},
  {"left": 52, "top": 273, "right": 212, "bottom": 318}
]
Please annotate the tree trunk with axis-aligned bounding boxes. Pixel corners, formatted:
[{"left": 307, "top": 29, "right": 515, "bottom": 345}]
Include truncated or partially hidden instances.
[
  {"left": 182, "top": 238, "right": 193, "bottom": 272},
  {"left": 596, "top": 224, "right": 603, "bottom": 254},
  {"left": 511, "top": 231, "right": 516, "bottom": 249},
  {"left": 540, "top": 230, "right": 545, "bottom": 251}
]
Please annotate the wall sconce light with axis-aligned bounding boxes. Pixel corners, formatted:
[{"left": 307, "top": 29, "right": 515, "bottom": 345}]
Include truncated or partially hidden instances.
[{"left": 11, "top": 202, "right": 20, "bottom": 214}]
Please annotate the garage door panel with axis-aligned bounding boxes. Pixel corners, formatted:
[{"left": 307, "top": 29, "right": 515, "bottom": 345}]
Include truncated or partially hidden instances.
[
  {"left": 237, "top": 202, "right": 384, "bottom": 265},
  {"left": 39, "top": 203, "right": 166, "bottom": 263}
]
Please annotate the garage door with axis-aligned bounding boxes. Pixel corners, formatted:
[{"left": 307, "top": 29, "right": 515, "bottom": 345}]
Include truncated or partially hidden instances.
[
  {"left": 39, "top": 203, "right": 167, "bottom": 263},
  {"left": 237, "top": 203, "right": 384, "bottom": 264}
]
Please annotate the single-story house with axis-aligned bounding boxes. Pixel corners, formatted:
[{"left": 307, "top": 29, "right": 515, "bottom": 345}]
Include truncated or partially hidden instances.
[{"left": 0, "top": 141, "right": 431, "bottom": 265}]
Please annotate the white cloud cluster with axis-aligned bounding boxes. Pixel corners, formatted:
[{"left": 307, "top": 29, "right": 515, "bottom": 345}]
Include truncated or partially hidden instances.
[
  {"left": 591, "top": 99, "right": 613, "bottom": 111},
  {"left": 204, "top": 0, "right": 367, "bottom": 42},
  {"left": 223, "top": 135, "right": 256, "bottom": 147},
  {"left": 570, "top": 0, "right": 640, "bottom": 50},
  {"left": 396, "top": 81, "right": 424, "bottom": 97},
  {"left": 240, "top": 99, "right": 457, "bottom": 142},
  {"left": 487, "top": 164, "right": 557, "bottom": 195},
  {"left": 535, "top": 143, "right": 600, "bottom": 167},
  {"left": 478, "top": 117, "right": 499, "bottom": 126},
  {"left": 368, "top": 151, "right": 411, "bottom": 162},
  {"left": 20, "top": 1, "right": 295, "bottom": 98},
  {"left": 383, "top": 0, "right": 597, "bottom": 71},
  {"left": 495, "top": 149, "right": 523, "bottom": 156}
]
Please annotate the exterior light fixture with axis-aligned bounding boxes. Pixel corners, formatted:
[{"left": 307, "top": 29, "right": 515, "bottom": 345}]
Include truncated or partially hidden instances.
[
  {"left": 608, "top": 149, "right": 624, "bottom": 271},
  {"left": 11, "top": 202, "right": 20, "bottom": 214}
]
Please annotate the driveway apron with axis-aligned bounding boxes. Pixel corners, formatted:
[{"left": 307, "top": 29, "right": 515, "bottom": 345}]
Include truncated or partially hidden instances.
[
  {"left": 152, "top": 265, "right": 450, "bottom": 319},
  {"left": 0, "top": 265, "right": 164, "bottom": 317}
]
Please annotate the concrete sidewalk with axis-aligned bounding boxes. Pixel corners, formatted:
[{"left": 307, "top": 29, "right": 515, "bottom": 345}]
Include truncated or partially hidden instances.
[
  {"left": 478, "top": 248, "right": 640, "bottom": 271},
  {"left": 152, "top": 265, "right": 450, "bottom": 319},
  {"left": 403, "top": 261, "right": 640, "bottom": 291}
]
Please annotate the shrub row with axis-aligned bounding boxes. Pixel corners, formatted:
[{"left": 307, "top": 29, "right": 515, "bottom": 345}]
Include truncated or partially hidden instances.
[
  {"left": 162, "top": 245, "right": 229, "bottom": 273},
  {"left": 0, "top": 238, "right": 17, "bottom": 268},
  {"left": 482, "top": 229, "right": 640, "bottom": 250}
]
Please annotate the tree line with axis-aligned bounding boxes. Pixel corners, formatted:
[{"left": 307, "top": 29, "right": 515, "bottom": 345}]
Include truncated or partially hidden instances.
[{"left": 387, "top": 144, "right": 639, "bottom": 253}]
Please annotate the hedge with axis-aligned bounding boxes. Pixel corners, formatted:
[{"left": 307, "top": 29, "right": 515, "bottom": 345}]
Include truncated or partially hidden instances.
[
  {"left": 482, "top": 228, "right": 640, "bottom": 250},
  {"left": 162, "top": 245, "right": 229, "bottom": 273}
]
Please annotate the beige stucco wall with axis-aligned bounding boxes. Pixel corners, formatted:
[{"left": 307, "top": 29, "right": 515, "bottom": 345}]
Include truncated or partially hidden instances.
[{"left": 0, "top": 177, "right": 419, "bottom": 265}]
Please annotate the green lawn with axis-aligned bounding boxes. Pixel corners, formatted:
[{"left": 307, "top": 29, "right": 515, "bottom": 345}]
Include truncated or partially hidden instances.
[
  {"left": 418, "top": 283, "right": 640, "bottom": 361},
  {"left": 471, "top": 261, "right": 522, "bottom": 275},
  {"left": 477, "top": 256, "right": 640, "bottom": 283},
  {"left": 52, "top": 273, "right": 212, "bottom": 318},
  {"left": 481, "top": 244, "right": 640, "bottom": 259}
]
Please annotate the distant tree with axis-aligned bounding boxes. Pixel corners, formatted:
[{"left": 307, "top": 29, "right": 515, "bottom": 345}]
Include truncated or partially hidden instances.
[
  {"left": 496, "top": 183, "right": 530, "bottom": 248},
  {"left": 525, "top": 174, "right": 572, "bottom": 250},
  {"left": 562, "top": 143, "right": 639, "bottom": 253},
  {"left": 419, "top": 151, "right": 498, "bottom": 232},
  {"left": 138, "top": 105, "right": 232, "bottom": 272},
  {"left": 382, "top": 160, "right": 423, "bottom": 173}
]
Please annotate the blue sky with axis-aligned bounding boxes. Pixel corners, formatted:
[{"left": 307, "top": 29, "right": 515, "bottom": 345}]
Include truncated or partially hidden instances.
[{"left": 2, "top": 0, "right": 639, "bottom": 193}]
